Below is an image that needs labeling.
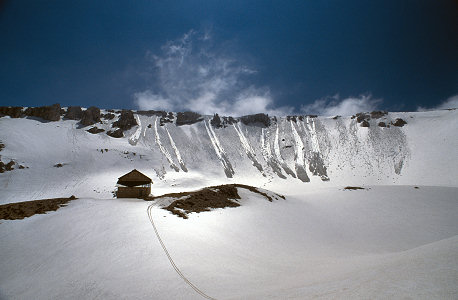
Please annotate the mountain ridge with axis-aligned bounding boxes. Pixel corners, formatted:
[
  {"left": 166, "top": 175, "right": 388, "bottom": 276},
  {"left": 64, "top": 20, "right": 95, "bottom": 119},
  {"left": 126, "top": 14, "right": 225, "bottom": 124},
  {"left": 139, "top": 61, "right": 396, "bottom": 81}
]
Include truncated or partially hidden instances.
[{"left": 0, "top": 104, "right": 457, "bottom": 203}]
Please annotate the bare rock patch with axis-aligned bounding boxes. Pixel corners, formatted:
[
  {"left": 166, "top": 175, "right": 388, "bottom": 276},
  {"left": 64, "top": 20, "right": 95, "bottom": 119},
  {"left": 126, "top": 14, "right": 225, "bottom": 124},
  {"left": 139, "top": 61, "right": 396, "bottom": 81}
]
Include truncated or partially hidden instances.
[
  {"left": 152, "top": 184, "right": 284, "bottom": 219},
  {"left": 0, "top": 196, "right": 77, "bottom": 220}
]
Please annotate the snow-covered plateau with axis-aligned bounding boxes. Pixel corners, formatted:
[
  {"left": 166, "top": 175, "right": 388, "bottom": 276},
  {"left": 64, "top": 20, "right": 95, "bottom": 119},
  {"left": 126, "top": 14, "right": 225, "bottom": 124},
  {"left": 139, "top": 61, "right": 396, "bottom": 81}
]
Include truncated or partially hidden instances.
[{"left": 0, "top": 106, "right": 457, "bottom": 299}]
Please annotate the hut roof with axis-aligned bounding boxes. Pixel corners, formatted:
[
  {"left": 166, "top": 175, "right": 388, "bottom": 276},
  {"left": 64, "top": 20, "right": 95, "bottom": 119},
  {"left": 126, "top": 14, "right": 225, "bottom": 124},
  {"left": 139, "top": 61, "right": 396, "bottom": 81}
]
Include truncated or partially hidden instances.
[{"left": 117, "top": 169, "right": 152, "bottom": 187}]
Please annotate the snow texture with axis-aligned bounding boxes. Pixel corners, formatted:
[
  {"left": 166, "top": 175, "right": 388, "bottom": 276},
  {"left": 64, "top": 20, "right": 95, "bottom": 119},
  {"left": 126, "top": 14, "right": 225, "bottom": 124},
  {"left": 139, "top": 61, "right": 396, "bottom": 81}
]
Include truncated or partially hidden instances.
[{"left": 0, "top": 109, "right": 457, "bottom": 299}]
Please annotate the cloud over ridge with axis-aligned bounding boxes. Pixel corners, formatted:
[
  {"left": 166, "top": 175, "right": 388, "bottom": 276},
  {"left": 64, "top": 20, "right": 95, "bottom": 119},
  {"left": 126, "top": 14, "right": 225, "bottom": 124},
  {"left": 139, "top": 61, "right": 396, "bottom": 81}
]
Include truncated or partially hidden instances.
[
  {"left": 134, "top": 30, "right": 293, "bottom": 116},
  {"left": 301, "top": 94, "right": 382, "bottom": 116},
  {"left": 417, "top": 94, "right": 458, "bottom": 112}
]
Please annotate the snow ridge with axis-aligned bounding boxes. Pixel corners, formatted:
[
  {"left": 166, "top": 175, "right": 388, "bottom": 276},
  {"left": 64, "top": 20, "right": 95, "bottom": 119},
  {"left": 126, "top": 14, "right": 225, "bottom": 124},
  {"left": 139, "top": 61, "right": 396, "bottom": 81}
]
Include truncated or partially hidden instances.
[{"left": 0, "top": 109, "right": 457, "bottom": 201}]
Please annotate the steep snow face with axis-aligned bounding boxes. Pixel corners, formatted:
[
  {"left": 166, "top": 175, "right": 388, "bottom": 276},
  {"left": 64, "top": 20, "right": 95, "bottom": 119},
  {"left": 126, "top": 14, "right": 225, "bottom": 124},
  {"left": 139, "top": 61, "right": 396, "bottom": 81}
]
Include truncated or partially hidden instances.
[{"left": 0, "top": 110, "right": 457, "bottom": 202}]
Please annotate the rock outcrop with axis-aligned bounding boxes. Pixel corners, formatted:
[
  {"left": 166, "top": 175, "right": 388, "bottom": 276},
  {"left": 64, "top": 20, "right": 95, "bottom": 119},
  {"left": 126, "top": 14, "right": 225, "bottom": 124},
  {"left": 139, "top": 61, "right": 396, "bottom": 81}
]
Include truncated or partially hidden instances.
[
  {"left": 107, "top": 129, "right": 123, "bottom": 138},
  {"left": 240, "top": 113, "right": 271, "bottom": 127},
  {"left": 370, "top": 111, "right": 388, "bottom": 119},
  {"left": 112, "top": 110, "right": 137, "bottom": 131},
  {"left": 102, "top": 113, "right": 115, "bottom": 120},
  {"left": 0, "top": 106, "right": 24, "bottom": 118},
  {"left": 80, "top": 107, "right": 101, "bottom": 126},
  {"left": 137, "top": 110, "right": 167, "bottom": 117},
  {"left": 176, "top": 111, "right": 203, "bottom": 126},
  {"left": 0, "top": 160, "right": 16, "bottom": 173},
  {"left": 392, "top": 118, "right": 407, "bottom": 127},
  {"left": 24, "top": 104, "right": 61, "bottom": 121},
  {"left": 64, "top": 106, "right": 83, "bottom": 120},
  {"left": 210, "top": 114, "right": 237, "bottom": 128},
  {"left": 159, "top": 112, "right": 174, "bottom": 126},
  {"left": 87, "top": 127, "right": 105, "bottom": 134}
]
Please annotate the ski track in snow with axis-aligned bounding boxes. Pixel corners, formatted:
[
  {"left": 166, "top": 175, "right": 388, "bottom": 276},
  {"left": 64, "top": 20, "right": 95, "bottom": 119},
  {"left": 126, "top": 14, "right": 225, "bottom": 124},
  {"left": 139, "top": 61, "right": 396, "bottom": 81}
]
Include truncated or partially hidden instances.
[{"left": 147, "top": 205, "right": 216, "bottom": 300}]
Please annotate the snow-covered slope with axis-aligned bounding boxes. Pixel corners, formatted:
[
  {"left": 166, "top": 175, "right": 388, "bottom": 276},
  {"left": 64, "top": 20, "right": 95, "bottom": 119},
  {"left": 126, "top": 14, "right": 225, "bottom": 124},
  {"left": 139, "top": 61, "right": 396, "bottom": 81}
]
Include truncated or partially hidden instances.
[
  {"left": 1, "top": 186, "right": 457, "bottom": 299},
  {"left": 1, "top": 108, "right": 457, "bottom": 299},
  {"left": 0, "top": 109, "right": 457, "bottom": 203}
]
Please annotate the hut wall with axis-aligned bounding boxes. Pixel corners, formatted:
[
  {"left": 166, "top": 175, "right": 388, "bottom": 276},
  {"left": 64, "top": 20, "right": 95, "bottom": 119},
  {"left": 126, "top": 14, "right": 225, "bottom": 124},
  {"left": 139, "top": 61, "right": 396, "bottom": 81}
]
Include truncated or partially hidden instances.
[{"left": 117, "top": 186, "right": 151, "bottom": 198}]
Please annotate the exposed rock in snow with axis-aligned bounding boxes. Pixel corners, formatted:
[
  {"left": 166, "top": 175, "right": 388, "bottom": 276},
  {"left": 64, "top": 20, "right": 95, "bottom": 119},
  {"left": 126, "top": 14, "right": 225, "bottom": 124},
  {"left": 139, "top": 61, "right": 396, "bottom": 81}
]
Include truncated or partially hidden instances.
[
  {"left": 392, "top": 118, "right": 407, "bottom": 127},
  {"left": 155, "top": 184, "right": 284, "bottom": 219},
  {"left": 241, "top": 113, "right": 271, "bottom": 127},
  {"left": 175, "top": 111, "right": 203, "bottom": 126},
  {"left": 137, "top": 110, "right": 167, "bottom": 117},
  {"left": 107, "top": 128, "right": 123, "bottom": 138},
  {"left": 210, "top": 113, "right": 222, "bottom": 128},
  {"left": 112, "top": 110, "right": 137, "bottom": 131},
  {"left": 0, "top": 106, "right": 24, "bottom": 118},
  {"left": 86, "top": 127, "right": 105, "bottom": 134},
  {"left": 370, "top": 110, "right": 388, "bottom": 119},
  {"left": 361, "top": 119, "right": 370, "bottom": 127},
  {"left": 80, "top": 106, "right": 101, "bottom": 126},
  {"left": 64, "top": 106, "right": 83, "bottom": 120},
  {"left": 101, "top": 113, "right": 115, "bottom": 120},
  {"left": 0, "top": 160, "right": 17, "bottom": 173},
  {"left": 159, "top": 112, "right": 174, "bottom": 126},
  {"left": 24, "top": 103, "right": 61, "bottom": 121},
  {"left": 0, "top": 196, "right": 77, "bottom": 220}
]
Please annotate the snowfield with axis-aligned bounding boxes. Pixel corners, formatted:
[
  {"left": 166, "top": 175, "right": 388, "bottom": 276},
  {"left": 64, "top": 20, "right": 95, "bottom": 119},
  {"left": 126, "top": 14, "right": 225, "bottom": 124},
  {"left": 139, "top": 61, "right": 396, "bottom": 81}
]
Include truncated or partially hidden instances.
[
  {"left": 1, "top": 186, "right": 457, "bottom": 299},
  {"left": 0, "top": 108, "right": 457, "bottom": 299}
]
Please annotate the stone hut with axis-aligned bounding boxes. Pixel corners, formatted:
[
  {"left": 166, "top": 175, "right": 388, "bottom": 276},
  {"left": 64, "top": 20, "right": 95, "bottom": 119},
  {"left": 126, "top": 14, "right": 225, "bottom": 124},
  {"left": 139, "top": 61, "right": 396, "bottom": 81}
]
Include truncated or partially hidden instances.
[{"left": 116, "top": 169, "right": 152, "bottom": 198}]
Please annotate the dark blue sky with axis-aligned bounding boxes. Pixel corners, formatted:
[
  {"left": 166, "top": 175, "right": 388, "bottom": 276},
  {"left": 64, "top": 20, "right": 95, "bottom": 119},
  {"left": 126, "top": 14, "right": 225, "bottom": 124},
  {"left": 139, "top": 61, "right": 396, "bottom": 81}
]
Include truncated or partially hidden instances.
[{"left": 1, "top": 0, "right": 457, "bottom": 114}]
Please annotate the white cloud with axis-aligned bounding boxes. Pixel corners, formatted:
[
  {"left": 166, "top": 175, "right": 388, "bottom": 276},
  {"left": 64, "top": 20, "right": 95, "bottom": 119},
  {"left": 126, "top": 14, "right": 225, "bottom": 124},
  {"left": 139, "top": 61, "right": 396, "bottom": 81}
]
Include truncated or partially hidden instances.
[
  {"left": 417, "top": 94, "right": 458, "bottom": 111},
  {"left": 301, "top": 94, "right": 381, "bottom": 116},
  {"left": 134, "top": 90, "right": 173, "bottom": 111},
  {"left": 232, "top": 87, "right": 293, "bottom": 116},
  {"left": 133, "top": 29, "right": 286, "bottom": 116}
]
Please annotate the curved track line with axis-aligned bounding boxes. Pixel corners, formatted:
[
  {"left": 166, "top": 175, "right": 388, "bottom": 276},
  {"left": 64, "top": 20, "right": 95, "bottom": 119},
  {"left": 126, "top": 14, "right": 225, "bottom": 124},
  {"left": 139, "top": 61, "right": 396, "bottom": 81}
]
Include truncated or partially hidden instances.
[{"left": 147, "top": 205, "right": 217, "bottom": 300}]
